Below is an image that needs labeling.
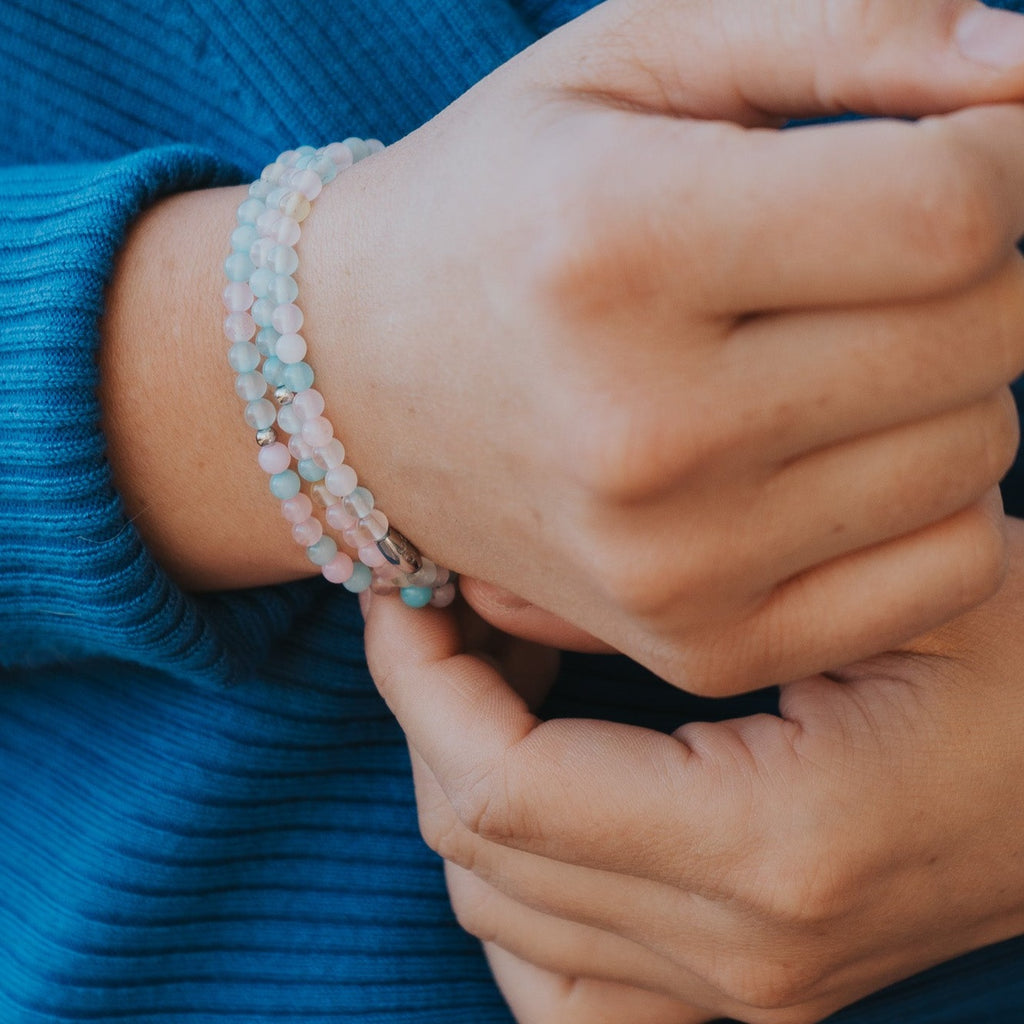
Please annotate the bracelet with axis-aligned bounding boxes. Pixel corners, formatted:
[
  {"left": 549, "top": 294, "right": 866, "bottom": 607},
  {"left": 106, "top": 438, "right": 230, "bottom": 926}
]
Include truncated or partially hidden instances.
[{"left": 223, "top": 140, "right": 456, "bottom": 609}]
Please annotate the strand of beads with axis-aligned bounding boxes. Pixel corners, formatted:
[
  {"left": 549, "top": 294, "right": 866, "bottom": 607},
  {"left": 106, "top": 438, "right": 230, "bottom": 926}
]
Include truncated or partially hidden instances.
[{"left": 224, "top": 141, "right": 456, "bottom": 609}]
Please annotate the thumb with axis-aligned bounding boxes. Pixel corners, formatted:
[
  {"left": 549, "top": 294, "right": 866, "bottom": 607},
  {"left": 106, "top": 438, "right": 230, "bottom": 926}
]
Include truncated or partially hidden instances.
[{"left": 541, "top": 0, "right": 1024, "bottom": 123}]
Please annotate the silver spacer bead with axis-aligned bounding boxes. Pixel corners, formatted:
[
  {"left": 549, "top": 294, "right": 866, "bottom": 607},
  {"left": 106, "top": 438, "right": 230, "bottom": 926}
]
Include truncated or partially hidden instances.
[
  {"left": 377, "top": 528, "right": 422, "bottom": 574},
  {"left": 273, "top": 386, "right": 295, "bottom": 405},
  {"left": 255, "top": 427, "right": 278, "bottom": 447}
]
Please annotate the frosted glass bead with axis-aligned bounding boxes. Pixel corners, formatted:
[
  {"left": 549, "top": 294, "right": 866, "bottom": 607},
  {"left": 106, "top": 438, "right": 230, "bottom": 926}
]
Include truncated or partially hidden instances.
[
  {"left": 343, "top": 137, "right": 370, "bottom": 162},
  {"left": 292, "top": 517, "right": 323, "bottom": 547},
  {"left": 223, "top": 312, "right": 256, "bottom": 342},
  {"left": 343, "top": 522, "right": 375, "bottom": 548},
  {"left": 325, "top": 503, "right": 356, "bottom": 530},
  {"left": 281, "top": 493, "right": 313, "bottom": 523},
  {"left": 433, "top": 567, "right": 451, "bottom": 588},
  {"left": 262, "top": 356, "right": 286, "bottom": 388},
  {"left": 298, "top": 457, "right": 326, "bottom": 482},
  {"left": 294, "top": 144, "right": 317, "bottom": 159},
  {"left": 269, "top": 244, "right": 299, "bottom": 276},
  {"left": 288, "top": 435, "right": 314, "bottom": 460},
  {"left": 430, "top": 583, "right": 457, "bottom": 608},
  {"left": 300, "top": 415, "right": 333, "bottom": 447},
  {"left": 272, "top": 303, "right": 303, "bottom": 334},
  {"left": 401, "top": 586, "right": 433, "bottom": 609},
  {"left": 260, "top": 162, "right": 285, "bottom": 185},
  {"left": 311, "top": 482, "right": 340, "bottom": 507},
  {"left": 342, "top": 562, "right": 373, "bottom": 593},
  {"left": 276, "top": 402, "right": 304, "bottom": 435},
  {"left": 224, "top": 252, "right": 254, "bottom": 281},
  {"left": 255, "top": 327, "right": 280, "bottom": 357},
  {"left": 313, "top": 438, "right": 346, "bottom": 469},
  {"left": 274, "top": 332, "right": 306, "bottom": 364},
  {"left": 235, "top": 370, "right": 267, "bottom": 402},
  {"left": 306, "top": 536, "right": 338, "bottom": 567},
  {"left": 268, "top": 274, "right": 299, "bottom": 305},
  {"left": 406, "top": 558, "right": 438, "bottom": 588},
  {"left": 257, "top": 442, "right": 291, "bottom": 475},
  {"left": 250, "top": 266, "right": 276, "bottom": 299},
  {"left": 279, "top": 148, "right": 300, "bottom": 166},
  {"left": 358, "top": 543, "right": 386, "bottom": 568},
  {"left": 366, "top": 138, "right": 385, "bottom": 155},
  {"left": 270, "top": 470, "right": 301, "bottom": 499},
  {"left": 322, "top": 552, "right": 355, "bottom": 584},
  {"left": 248, "top": 179, "right": 272, "bottom": 199},
  {"left": 359, "top": 509, "right": 389, "bottom": 541},
  {"left": 283, "top": 361, "right": 315, "bottom": 392},
  {"left": 237, "top": 197, "right": 266, "bottom": 224},
  {"left": 244, "top": 398, "right": 277, "bottom": 430},
  {"left": 228, "top": 341, "right": 260, "bottom": 373},
  {"left": 325, "top": 464, "right": 357, "bottom": 496},
  {"left": 281, "top": 193, "right": 312, "bottom": 222},
  {"left": 230, "top": 224, "right": 259, "bottom": 253},
  {"left": 249, "top": 236, "right": 276, "bottom": 268},
  {"left": 371, "top": 576, "right": 400, "bottom": 595},
  {"left": 272, "top": 216, "right": 300, "bottom": 247},
  {"left": 256, "top": 207, "right": 283, "bottom": 234},
  {"left": 290, "top": 169, "right": 323, "bottom": 200},
  {"left": 342, "top": 486, "right": 374, "bottom": 519},
  {"left": 291, "top": 389, "right": 325, "bottom": 419},
  {"left": 251, "top": 298, "right": 276, "bottom": 327},
  {"left": 266, "top": 186, "right": 288, "bottom": 208},
  {"left": 324, "top": 142, "right": 353, "bottom": 168},
  {"left": 222, "top": 280, "right": 254, "bottom": 312}
]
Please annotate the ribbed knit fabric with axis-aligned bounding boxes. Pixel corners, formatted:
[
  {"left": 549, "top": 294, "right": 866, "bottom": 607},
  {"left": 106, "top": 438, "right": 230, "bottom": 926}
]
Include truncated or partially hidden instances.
[{"left": 1, "top": 1, "right": 1023, "bottom": 1022}]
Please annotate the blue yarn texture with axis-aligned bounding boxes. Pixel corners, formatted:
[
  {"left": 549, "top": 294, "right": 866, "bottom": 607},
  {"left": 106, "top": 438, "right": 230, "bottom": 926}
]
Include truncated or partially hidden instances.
[{"left": 0, "top": 1, "right": 1022, "bottom": 1021}]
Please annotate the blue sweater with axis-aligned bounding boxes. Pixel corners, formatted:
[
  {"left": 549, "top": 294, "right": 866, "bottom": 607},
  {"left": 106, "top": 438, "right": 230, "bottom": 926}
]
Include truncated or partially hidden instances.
[{"left": 1, "top": 2, "right": 1023, "bottom": 1022}]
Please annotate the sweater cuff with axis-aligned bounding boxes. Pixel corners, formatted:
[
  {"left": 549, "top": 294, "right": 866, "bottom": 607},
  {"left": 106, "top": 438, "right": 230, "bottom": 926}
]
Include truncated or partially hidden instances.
[{"left": 0, "top": 146, "right": 316, "bottom": 682}]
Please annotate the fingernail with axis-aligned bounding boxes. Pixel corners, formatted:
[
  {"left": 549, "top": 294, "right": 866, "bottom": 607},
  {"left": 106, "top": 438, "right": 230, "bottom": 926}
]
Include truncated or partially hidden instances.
[{"left": 956, "top": 6, "right": 1024, "bottom": 69}]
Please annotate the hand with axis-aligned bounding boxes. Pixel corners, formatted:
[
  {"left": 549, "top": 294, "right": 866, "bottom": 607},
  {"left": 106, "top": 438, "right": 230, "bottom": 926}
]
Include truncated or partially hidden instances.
[
  {"left": 305, "top": 0, "right": 1024, "bottom": 693},
  {"left": 104, "top": 0, "right": 1024, "bottom": 693},
  {"left": 364, "top": 516, "right": 1024, "bottom": 1024}
]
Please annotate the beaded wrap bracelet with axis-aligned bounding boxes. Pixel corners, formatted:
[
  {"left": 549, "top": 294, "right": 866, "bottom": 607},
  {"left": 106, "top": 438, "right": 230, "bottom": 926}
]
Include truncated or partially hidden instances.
[{"left": 223, "top": 140, "right": 456, "bottom": 609}]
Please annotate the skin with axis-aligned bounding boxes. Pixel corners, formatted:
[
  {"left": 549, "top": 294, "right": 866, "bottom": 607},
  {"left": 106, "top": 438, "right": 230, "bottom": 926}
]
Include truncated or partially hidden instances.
[
  {"left": 103, "top": 0, "right": 1024, "bottom": 697},
  {"left": 363, "top": 516, "right": 1024, "bottom": 1024}
]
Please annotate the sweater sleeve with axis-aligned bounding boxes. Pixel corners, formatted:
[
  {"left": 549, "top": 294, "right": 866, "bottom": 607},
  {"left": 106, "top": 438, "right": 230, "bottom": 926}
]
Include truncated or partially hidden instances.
[{"left": 0, "top": 147, "right": 320, "bottom": 682}]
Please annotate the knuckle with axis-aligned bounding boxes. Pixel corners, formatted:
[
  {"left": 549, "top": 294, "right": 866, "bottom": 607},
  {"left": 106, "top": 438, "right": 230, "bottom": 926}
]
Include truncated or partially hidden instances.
[
  {"left": 713, "top": 955, "right": 828, "bottom": 1016},
  {"left": 983, "top": 388, "right": 1021, "bottom": 483},
  {"left": 448, "top": 762, "right": 521, "bottom": 847},
  {"left": 948, "top": 501, "right": 1008, "bottom": 609}
]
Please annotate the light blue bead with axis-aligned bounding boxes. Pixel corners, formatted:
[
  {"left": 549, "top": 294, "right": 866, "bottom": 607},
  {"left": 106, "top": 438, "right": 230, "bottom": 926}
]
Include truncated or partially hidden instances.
[
  {"left": 295, "top": 145, "right": 317, "bottom": 158},
  {"left": 308, "top": 154, "right": 336, "bottom": 182},
  {"left": 343, "top": 562, "right": 373, "bottom": 593},
  {"left": 306, "top": 536, "right": 338, "bottom": 567},
  {"left": 298, "top": 458, "right": 326, "bottom": 482},
  {"left": 224, "top": 252, "right": 254, "bottom": 281},
  {"left": 400, "top": 586, "right": 433, "bottom": 609},
  {"left": 228, "top": 341, "right": 260, "bottom": 373},
  {"left": 283, "top": 361, "right": 315, "bottom": 392},
  {"left": 230, "top": 224, "right": 259, "bottom": 252},
  {"left": 255, "top": 327, "right": 280, "bottom": 357},
  {"left": 262, "top": 357, "right": 286, "bottom": 387},
  {"left": 234, "top": 370, "right": 266, "bottom": 402},
  {"left": 270, "top": 470, "right": 301, "bottom": 500},
  {"left": 248, "top": 179, "right": 272, "bottom": 199},
  {"left": 268, "top": 274, "right": 298, "bottom": 305},
  {"left": 269, "top": 245, "right": 299, "bottom": 276},
  {"left": 244, "top": 398, "right": 277, "bottom": 430},
  {"left": 237, "top": 197, "right": 266, "bottom": 224},
  {"left": 343, "top": 136, "right": 370, "bottom": 162},
  {"left": 250, "top": 266, "right": 276, "bottom": 299},
  {"left": 252, "top": 298, "right": 276, "bottom": 327}
]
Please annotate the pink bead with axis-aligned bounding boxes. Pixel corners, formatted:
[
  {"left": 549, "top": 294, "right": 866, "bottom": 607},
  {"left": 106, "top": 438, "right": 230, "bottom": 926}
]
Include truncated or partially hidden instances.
[
  {"left": 249, "top": 236, "right": 276, "bottom": 268},
  {"left": 431, "top": 583, "right": 457, "bottom": 608},
  {"left": 223, "top": 311, "right": 256, "bottom": 342},
  {"left": 313, "top": 438, "right": 346, "bottom": 469},
  {"left": 273, "top": 216, "right": 301, "bottom": 247},
  {"left": 272, "top": 303, "right": 304, "bottom": 334},
  {"left": 292, "top": 517, "right": 324, "bottom": 547},
  {"left": 325, "top": 464, "right": 357, "bottom": 496},
  {"left": 223, "top": 280, "right": 254, "bottom": 312},
  {"left": 324, "top": 142, "right": 354, "bottom": 169},
  {"left": 343, "top": 522, "right": 375, "bottom": 548},
  {"left": 256, "top": 207, "right": 283, "bottom": 234},
  {"left": 322, "top": 552, "right": 355, "bottom": 584},
  {"left": 290, "top": 169, "right": 323, "bottom": 200},
  {"left": 257, "top": 442, "right": 291, "bottom": 475},
  {"left": 325, "top": 503, "right": 357, "bottom": 531},
  {"left": 275, "top": 332, "right": 307, "bottom": 363},
  {"left": 280, "top": 494, "right": 313, "bottom": 523},
  {"left": 358, "top": 543, "right": 387, "bottom": 568},
  {"left": 288, "top": 435, "right": 314, "bottom": 460},
  {"left": 301, "top": 415, "right": 334, "bottom": 447},
  {"left": 291, "top": 389, "right": 325, "bottom": 419}
]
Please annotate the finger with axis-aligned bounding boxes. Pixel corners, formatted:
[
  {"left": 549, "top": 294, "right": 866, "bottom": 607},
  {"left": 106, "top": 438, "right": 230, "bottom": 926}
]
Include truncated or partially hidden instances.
[
  {"left": 693, "top": 491, "right": 1008, "bottom": 695},
  {"left": 459, "top": 578, "right": 617, "bottom": 653},
  {"left": 569, "top": 105, "right": 1024, "bottom": 317},
  {"left": 484, "top": 942, "right": 714, "bottom": 1024},
  {"left": 365, "top": 592, "right": 756, "bottom": 880},
  {"left": 545, "top": 0, "right": 1024, "bottom": 123}
]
